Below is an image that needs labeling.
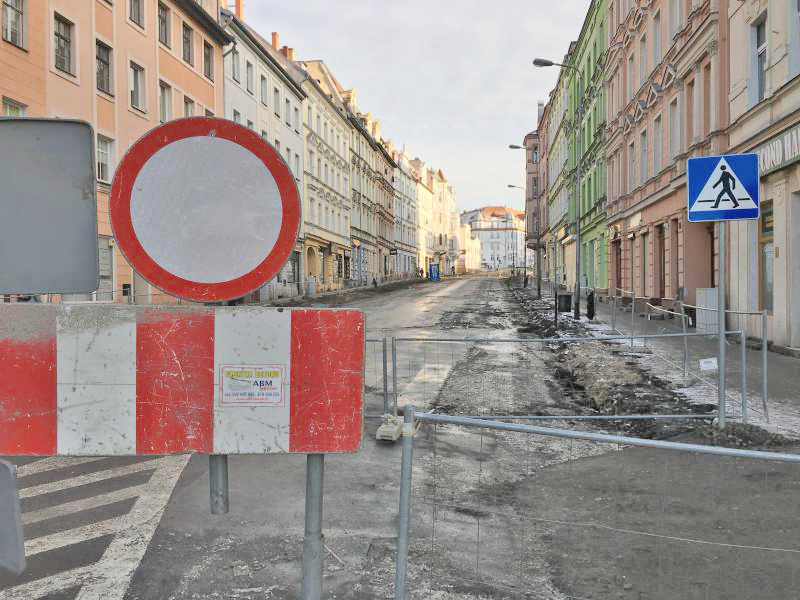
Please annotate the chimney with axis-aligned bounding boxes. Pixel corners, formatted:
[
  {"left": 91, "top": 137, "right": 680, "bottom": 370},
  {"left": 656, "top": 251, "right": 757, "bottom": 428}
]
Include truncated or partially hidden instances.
[
  {"left": 280, "top": 45, "right": 289, "bottom": 58},
  {"left": 234, "top": 0, "right": 244, "bottom": 19},
  {"left": 287, "top": 48, "right": 295, "bottom": 60},
  {"left": 271, "top": 32, "right": 279, "bottom": 49}
]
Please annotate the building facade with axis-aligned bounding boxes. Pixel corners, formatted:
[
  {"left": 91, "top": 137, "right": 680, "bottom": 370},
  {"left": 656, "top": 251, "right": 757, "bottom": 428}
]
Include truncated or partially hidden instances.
[
  {"left": 726, "top": 0, "right": 800, "bottom": 347},
  {"left": 409, "top": 158, "right": 436, "bottom": 274},
  {"left": 605, "top": 0, "right": 727, "bottom": 304},
  {"left": 391, "top": 147, "right": 419, "bottom": 277},
  {"left": 461, "top": 206, "right": 527, "bottom": 271},
  {"left": 543, "top": 45, "right": 575, "bottom": 287},
  {"left": 1, "top": 0, "right": 229, "bottom": 304},
  {"left": 455, "top": 223, "right": 482, "bottom": 273},
  {"left": 295, "top": 59, "right": 353, "bottom": 294},
  {"left": 568, "top": 0, "right": 608, "bottom": 293},
  {"left": 222, "top": 14, "right": 305, "bottom": 301}
]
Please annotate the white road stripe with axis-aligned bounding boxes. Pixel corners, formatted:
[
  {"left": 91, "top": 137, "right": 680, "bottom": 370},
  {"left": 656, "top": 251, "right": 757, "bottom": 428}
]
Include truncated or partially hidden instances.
[
  {"left": 0, "top": 565, "right": 88, "bottom": 600},
  {"left": 16, "top": 457, "right": 108, "bottom": 478},
  {"left": 397, "top": 363, "right": 453, "bottom": 410},
  {"left": 74, "top": 454, "right": 189, "bottom": 600},
  {"left": 22, "top": 485, "right": 147, "bottom": 526},
  {"left": 18, "top": 460, "right": 157, "bottom": 500}
]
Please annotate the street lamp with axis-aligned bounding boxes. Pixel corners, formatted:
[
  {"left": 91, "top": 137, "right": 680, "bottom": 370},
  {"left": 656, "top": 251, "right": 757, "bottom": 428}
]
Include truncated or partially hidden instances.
[
  {"left": 508, "top": 184, "right": 528, "bottom": 286},
  {"left": 508, "top": 144, "right": 524, "bottom": 150},
  {"left": 533, "top": 56, "right": 583, "bottom": 320}
]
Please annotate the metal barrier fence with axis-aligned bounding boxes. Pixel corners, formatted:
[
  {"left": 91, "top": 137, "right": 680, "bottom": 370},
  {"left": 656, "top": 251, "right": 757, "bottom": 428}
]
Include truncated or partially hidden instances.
[
  {"left": 395, "top": 410, "right": 800, "bottom": 599},
  {"left": 391, "top": 332, "right": 752, "bottom": 426}
]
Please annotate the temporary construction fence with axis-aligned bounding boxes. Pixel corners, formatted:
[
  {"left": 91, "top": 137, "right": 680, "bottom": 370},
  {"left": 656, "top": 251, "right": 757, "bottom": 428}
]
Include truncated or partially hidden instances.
[
  {"left": 605, "top": 290, "right": 769, "bottom": 425},
  {"left": 394, "top": 409, "right": 800, "bottom": 599}
]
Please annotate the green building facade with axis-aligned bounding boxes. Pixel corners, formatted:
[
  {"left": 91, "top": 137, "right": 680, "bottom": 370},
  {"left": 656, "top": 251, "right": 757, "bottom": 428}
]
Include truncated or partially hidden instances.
[{"left": 566, "top": 0, "right": 608, "bottom": 293}]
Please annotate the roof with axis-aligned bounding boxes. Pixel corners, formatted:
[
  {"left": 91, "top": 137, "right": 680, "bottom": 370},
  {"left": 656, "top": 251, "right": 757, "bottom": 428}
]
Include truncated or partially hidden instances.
[
  {"left": 474, "top": 206, "right": 526, "bottom": 220},
  {"left": 177, "top": 0, "right": 232, "bottom": 45}
]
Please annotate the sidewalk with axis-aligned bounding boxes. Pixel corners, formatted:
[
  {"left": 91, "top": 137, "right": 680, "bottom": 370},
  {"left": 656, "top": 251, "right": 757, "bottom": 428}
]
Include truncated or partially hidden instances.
[{"left": 514, "top": 285, "right": 800, "bottom": 437}]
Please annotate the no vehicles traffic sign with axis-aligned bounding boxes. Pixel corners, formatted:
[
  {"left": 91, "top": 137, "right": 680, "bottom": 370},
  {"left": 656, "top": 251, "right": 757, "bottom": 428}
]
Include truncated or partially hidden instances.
[
  {"left": 111, "top": 117, "right": 301, "bottom": 303},
  {"left": 687, "top": 154, "right": 760, "bottom": 222}
]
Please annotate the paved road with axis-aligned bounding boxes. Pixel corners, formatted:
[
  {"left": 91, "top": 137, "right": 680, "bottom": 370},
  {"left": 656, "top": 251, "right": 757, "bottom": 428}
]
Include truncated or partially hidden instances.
[{"left": 1, "top": 276, "right": 493, "bottom": 599}]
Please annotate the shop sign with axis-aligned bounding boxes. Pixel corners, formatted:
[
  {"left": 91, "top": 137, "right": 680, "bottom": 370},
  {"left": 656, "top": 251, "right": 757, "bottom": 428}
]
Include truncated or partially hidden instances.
[{"left": 754, "top": 122, "right": 800, "bottom": 177}]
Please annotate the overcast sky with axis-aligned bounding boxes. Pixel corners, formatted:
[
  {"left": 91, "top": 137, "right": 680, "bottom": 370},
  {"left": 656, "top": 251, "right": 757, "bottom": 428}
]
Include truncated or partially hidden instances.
[{"left": 247, "top": 1, "right": 588, "bottom": 213}]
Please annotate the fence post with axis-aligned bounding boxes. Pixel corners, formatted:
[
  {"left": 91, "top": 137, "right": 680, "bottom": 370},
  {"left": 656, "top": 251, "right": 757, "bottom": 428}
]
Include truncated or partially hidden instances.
[
  {"left": 762, "top": 309, "right": 769, "bottom": 422},
  {"left": 209, "top": 454, "right": 229, "bottom": 514},
  {"left": 302, "top": 454, "right": 324, "bottom": 600},
  {"left": 740, "top": 330, "right": 747, "bottom": 424},
  {"left": 392, "top": 337, "right": 398, "bottom": 417},
  {"left": 611, "top": 294, "right": 617, "bottom": 332},
  {"left": 382, "top": 337, "right": 389, "bottom": 415},
  {"left": 679, "top": 300, "right": 688, "bottom": 380},
  {"left": 395, "top": 407, "right": 416, "bottom": 599},
  {"left": 630, "top": 292, "right": 635, "bottom": 349}
]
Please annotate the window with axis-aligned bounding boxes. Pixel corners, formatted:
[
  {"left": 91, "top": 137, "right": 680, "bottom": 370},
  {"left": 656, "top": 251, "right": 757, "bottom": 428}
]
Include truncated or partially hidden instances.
[
  {"left": 639, "top": 35, "right": 647, "bottom": 83},
  {"left": 285, "top": 147, "right": 291, "bottom": 169},
  {"left": 158, "top": 3, "right": 169, "bottom": 46},
  {"left": 760, "top": 199, "right": 774, "bottom": 312},
  {"left": 627, "top": 53, "right": 634, "bottom": 99},
  {"left": 2, "top": 97, "right": 25, "bottom": 116},
  {"left": 640, "top": 130, "right": 647, "bottom": 183},
  {"left": 317, "top": 157, "right": 321, "bottom": 177},
  {"left": 653, "top": 11, "right": 661, "bottom": 64},
  {"left": 669, "top": 98, "right": 679, "bottom": 157},
  {"left": 307, "top": 106, "right": 312, "bottom": 124},
  {"left": 232, "top": 109, "right": 240, "bottom": 124},
  {"left": 203, "top": 41, "right": 213, "bottom": 80},
  {"left": 96, "top": 135, "right": 112, "bottom": 183},
  {"left": 324, "top": 122, "right": 328, "bottom": 142},
  {"left": 129, "top": 61, "right": 145, "bottom": 110},
  {"left": 274, "top": 139, "right": 280, "bottom": 151},
  {"left": 247, "top": 119, "right": 254, "bottom": 130},
  {"left": 669, "top": 0, "right": 679, "bottom": 38},
  {"left": 686, "top": 79, "right": 694, "bottom": 142},
  {"left": 2, "top": 0, "right": 24, "bottom": 47},
  {"left": 231, "top": 49, "right": 240, "bottom": 81},
  {"left": 130, "top": 0, "right": 143, "bottom": 27},
  {"left": 294, "top": 107, "right": 300, "bottom": 131},
  {"left": 273, "top": 87, "right": 280, "bottom": 114},
  {"left": 308, "top": 150, "right": 314, "bottom": 175},
  {"left": 97, "top": 237, "right": 114, "bottom": 301},
  {"left": 182, "top": 24, "right": 193, "bottom": 65},
  {"left": 246, "top": 61, "right": 253, "bottom": 94},
  {"left": 54, "top": 14, "right": 73, "bottom": 75},
  {"left": 285, "top": 98, "right": 290, "bottom": 125},
  {"left": 183, "top": 96, "right": 194, "bottom": 117},
  {"left": 260, "top": 75, "right": 267, "bottom": 105},
  {"left": 158, "top": 81, "right": 171, "bottom": 123},
  {"left": 96, "top": 41, "right": 112, "bottom": 94},
  {"left": 294, "top": 153, "right": 300, "bottom": 178},
  {"left": 261, "top": 130, "right": 268, "bottom": 140},
  {"left": 653, "top": 115, "right": 662, "bottom": 173},
  {"left": 316, "top": 115, "right": 321, "bottom": 133},
  {"left": 755, "top": 16, "right": 767, "bottom": 102},
  {"left": 628, "top": 141, "right": 635, "bottom": 192}
]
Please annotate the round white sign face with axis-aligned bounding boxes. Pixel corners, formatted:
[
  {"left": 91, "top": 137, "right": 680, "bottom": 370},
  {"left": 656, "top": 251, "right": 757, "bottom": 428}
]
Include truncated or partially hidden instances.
[
  {"left": 110, "top": 117, "right": 302, "bottom": 303},
  {"left": 130, "top": 136, "right": 282, "bottom": 284}
]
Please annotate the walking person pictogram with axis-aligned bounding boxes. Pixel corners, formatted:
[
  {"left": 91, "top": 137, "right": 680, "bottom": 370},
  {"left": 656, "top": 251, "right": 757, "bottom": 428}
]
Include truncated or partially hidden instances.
[{"left": 712, "top": 166, "right": 739, "bottom": 208}]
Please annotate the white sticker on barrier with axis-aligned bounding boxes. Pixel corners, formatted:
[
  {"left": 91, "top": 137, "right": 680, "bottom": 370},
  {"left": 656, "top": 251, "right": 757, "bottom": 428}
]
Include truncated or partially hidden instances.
[
  {"left": 699, "top": 357, "right": 719, "bottom": 371},
  {"left": 220, "top": 365, "right": 286, "bottom": 406}
]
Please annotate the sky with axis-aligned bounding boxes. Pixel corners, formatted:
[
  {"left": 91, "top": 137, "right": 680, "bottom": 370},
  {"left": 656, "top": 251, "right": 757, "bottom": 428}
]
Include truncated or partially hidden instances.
[{"left": 247, "top": 0, "right": 589, "bottom": 213}]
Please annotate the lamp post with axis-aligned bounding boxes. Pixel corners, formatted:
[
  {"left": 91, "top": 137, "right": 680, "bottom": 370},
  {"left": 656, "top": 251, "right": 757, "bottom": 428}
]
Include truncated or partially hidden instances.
[
  {"left": 508, "top": 184, "right": 528, "bottom": 287},
  {"left": 533, "top": 57, "right": 582, "bottom": 319}
]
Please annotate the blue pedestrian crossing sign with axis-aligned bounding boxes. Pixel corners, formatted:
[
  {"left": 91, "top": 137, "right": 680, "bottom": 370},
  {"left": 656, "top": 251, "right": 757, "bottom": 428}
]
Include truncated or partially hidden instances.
[{"left": 687, "top": 154, "right": 760, "bottom": 222}]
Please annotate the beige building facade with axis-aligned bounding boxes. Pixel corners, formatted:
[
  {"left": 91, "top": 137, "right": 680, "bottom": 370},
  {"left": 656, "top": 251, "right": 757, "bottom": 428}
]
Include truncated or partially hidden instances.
[{"left": 726, "top": 0, "right": 800, "bottom": 348}]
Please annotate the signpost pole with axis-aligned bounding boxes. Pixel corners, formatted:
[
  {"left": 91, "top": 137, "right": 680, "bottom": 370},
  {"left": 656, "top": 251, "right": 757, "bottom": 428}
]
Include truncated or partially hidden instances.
[
  {"left": 209, "top": 455, "right": 229, "bottom": 514},
  {"left": 718, "top": 222, "right": 727, "bottom": 428},
  {"left": 302, "top": 454, "right": 324, "bottom": 600}
]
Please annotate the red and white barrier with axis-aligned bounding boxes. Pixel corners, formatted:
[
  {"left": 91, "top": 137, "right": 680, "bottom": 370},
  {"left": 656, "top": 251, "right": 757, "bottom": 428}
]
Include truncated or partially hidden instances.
[{"left": 0, "top": 305, "right": 364, "bottom": 456}]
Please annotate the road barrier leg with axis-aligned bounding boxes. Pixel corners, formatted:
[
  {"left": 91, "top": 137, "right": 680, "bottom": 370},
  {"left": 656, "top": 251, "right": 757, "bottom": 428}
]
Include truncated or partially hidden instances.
[
  {"left": 209, "top": 454, "right": 229, "bottom": 514},
  {"left": 302, "top": 454, "right": 324, "bottom": 600},
  {"left": 630, "top": 294, "right": 635, "bottom": 348},
  {"left": 392, "top": 337, "right": 398, "bottom": 417},
  {"left": 680, "top": 301, "right": 688, "bottom": 381},
  {"left": 382, "top": 337, "right": 389, "bottom": 415},
  {"left": 395, "top": 407, "right": 415, "bottom": 599}
]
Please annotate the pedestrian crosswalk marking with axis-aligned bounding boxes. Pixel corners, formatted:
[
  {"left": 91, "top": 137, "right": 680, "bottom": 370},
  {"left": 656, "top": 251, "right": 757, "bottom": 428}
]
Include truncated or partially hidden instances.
[{"left": 0, "top": 454, "right": 188, "bottom": 600}]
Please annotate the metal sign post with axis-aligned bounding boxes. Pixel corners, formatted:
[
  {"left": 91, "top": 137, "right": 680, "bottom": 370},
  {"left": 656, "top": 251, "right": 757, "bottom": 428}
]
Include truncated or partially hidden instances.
[
  {"left": 688, "top": 153, "right": 760, "bottom": 428},
  {"left": 0, "top": 461, "right": 24, "bottom": 576}
]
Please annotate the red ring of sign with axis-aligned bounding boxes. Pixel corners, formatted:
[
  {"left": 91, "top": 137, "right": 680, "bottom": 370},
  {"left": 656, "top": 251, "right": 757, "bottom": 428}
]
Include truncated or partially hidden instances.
[{"left": 110, "top": 117, "right": 301, "bottom": 303}]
